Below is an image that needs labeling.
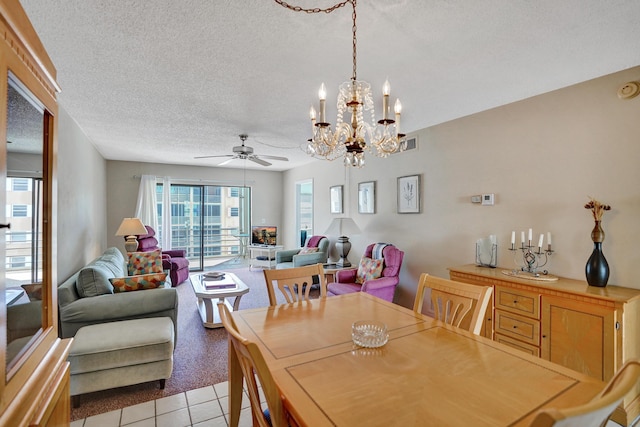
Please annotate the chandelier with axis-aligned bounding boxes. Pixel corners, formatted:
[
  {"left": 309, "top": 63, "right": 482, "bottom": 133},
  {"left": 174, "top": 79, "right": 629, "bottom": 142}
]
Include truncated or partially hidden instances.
[{"left": 275, "top": 0, "right": 406, "bottom": 167}]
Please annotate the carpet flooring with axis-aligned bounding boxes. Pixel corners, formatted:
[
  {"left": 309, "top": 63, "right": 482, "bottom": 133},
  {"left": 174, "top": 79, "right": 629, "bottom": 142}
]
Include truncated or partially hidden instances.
[{"left": 70, "top": 260, "right": 300, "bottom": 421}]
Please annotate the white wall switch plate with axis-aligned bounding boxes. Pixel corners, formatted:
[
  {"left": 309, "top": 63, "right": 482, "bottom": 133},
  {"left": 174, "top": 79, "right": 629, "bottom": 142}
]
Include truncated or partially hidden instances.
[
  {"left": 482, "top": 194, "right": 495, "bottom": 205},
  {"left": 471, "top": 195, "right": 482, "bottom": 203}
]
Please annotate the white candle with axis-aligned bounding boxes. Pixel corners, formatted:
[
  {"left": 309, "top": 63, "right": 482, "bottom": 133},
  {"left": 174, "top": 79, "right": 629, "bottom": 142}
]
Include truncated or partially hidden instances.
[
  {"left": 394, "top": 99, "right": 402, "bottom": 135},
  {"left": 528, "top": 228, "right": 533, "bottom": 243},
  {"left": 382, "top": 79, "right": 390, "bottom": 120},
  {"left": 521, "top": 231, "right": 525, "bottom": 245},
  {"left": 511, "top": 231, "right": 515, "bottom": 245},
  {"left": 538, "top": 233, "right": 544, "bottom": 249},
  {"left": 309, "top": 106, "right": 317, "bottom": 132},
  {"left": 318, "top": 83, "right": 327, "bottom": 123},
  {"left": 547, "top": 232, "right": 552, "bottom": 246}
]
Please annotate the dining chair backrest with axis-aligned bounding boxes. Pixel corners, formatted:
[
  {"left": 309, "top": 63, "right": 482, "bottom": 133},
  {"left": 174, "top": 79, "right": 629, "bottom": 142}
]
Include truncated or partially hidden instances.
[
  {"left": 413, "top": 273, "right": 492, "bottom": 336},
  {"left": 263, "top": 263, "right": 327, "bottom": 306},
  {"left": 529, "top": 359, "right": 640, "bottom": 427},
  {"left": 217, "top": 302, "right": 288, "bottom": 427}
]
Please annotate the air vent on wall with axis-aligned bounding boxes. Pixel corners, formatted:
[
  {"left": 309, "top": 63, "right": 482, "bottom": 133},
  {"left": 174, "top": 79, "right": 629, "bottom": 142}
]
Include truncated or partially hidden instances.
[{"left": 393, "top": 135, "right": 418, "bottom": 154}]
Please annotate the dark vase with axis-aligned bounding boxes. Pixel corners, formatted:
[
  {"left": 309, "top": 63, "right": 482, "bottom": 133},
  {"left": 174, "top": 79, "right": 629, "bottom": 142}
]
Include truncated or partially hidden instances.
[{"left": 585, "top": 221, "right": 609, "bottom": 287}]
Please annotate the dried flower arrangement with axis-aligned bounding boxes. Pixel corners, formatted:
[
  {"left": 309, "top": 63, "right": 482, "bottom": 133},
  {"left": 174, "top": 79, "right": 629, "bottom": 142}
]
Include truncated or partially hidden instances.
[{"left": 584, "top": 197, "right": 611, "bottom": 221}]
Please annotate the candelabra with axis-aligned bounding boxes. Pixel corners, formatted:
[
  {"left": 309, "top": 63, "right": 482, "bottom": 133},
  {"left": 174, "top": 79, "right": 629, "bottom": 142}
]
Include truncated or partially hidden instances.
[{"left": 509, "top": 242, "right": 555, "bottom": 276}]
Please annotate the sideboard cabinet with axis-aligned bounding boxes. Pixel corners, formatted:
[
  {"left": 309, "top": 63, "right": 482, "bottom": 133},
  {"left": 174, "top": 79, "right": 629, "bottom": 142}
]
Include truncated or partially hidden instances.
[{"left": 449, "top": 264, "right": 640, "bottom": 426}]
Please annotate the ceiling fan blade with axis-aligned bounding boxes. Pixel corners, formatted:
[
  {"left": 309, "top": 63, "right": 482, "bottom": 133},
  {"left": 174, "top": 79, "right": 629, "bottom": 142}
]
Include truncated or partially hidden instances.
[
  {"left": 218, "top": 157, "right": 236, "bottom": 166},
  {"left": 194, "top": 154, "right": 233, "bottom": 159},
  {"left": 248, "top": 156, "right": 271, "bottom": 167},
  {"left": 257, "top": 155, "right": 289, "bottom": 161}
]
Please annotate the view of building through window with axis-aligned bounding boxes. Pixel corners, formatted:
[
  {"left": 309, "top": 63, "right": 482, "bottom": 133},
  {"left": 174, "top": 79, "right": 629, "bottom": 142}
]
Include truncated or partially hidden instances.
[
  {"left": 156, "top": 183, "right": 250, "bottom": 270},
  {"left": 5, "top": 177, "right": 42, "bottom": 285}
]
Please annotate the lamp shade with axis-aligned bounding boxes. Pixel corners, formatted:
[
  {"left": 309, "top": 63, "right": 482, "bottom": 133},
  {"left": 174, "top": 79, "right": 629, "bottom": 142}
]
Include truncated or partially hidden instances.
[
  {"left": 324, "top": 217, "right": 361, "bottom": 237},
  {"left": 115, "top": 218, "right": 147, "bottom": 237}
]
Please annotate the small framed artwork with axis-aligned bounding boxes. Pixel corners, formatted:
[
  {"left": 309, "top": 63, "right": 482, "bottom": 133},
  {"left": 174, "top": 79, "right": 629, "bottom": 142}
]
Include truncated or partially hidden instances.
[
  {"left": 397, "top": 174, "right": 421, "bottom": 214},
  {"left": 358, "top": 181, "right": 376, "bottom": 214},
  {"left": 330, "top": 185, "right": 343, "bottom": 214}
]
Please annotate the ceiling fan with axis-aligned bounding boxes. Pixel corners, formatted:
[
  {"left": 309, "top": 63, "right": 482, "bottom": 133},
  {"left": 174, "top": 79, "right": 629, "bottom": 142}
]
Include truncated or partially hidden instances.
[{"left": 194, "top": 134, "right": 289, "bottom": 167}]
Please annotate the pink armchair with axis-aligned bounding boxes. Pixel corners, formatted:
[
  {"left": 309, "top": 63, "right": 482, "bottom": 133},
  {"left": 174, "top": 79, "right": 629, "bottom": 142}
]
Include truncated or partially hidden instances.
[
  {"left": 327, "top": 243, "right": 404, "bottom": 302},
  {"left": 134, "top": 226, "right": 190, "bottom": 286}
]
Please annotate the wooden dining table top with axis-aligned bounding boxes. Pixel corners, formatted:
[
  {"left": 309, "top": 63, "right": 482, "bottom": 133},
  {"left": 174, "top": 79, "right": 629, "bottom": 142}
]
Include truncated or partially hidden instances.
[{"left": 229, "top": 292, "right": 605, "bottom": 427}]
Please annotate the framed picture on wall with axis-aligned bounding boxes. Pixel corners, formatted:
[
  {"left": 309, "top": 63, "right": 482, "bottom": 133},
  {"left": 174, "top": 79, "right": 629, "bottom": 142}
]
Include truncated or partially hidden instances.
[
  {"left": 358, "top": 181, "right": 376, "bottom": 214},
  {"left": 397, "top": 174, "right": 421, "bottom": 214},
  {"left": 330, "top": 185, "right": 343, "bottom": 214}
]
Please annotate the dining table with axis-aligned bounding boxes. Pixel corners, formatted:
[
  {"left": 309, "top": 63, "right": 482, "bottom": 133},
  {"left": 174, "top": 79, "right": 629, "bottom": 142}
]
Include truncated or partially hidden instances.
[{"left": 228, "top": 292, "right": 605, "bottom": 427}]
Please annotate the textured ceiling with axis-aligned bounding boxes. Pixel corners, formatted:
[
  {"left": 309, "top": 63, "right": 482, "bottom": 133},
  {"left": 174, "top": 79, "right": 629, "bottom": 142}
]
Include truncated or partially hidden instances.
[{"left": 17, "top": 0, "right": 640, "bottom": 171}]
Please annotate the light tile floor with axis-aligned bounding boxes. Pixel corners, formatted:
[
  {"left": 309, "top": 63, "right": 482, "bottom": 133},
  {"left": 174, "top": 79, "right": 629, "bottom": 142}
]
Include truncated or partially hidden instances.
[
  {"left": 71, "top": 381, "right": 260, "bottom": 427},
  {"left": 69, "top": 380, "right": 629, "bottom": 427}
]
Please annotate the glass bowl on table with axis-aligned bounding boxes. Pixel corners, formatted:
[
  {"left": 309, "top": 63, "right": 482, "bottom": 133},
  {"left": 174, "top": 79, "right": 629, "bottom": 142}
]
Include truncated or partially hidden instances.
[{"left": 351, "top": 320, "right": 389, "bottom": 348}]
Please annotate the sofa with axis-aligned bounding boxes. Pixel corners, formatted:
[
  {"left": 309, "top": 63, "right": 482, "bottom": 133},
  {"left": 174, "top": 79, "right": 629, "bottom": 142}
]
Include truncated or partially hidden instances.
[
  {"left": 135, "top": 225, "right": 190, "bottom": 286},
  {"left": 275, "top": 235, "right": 329, "bottom": 269},
  {"left": 57, "top": 247, "right": 179, "bottom": 339}
]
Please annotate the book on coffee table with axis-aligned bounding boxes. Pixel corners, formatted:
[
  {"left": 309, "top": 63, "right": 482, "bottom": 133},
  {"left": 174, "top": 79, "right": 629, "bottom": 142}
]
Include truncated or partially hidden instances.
[{"left": 203, "top": 276, "right": 237, "bottom": 290}]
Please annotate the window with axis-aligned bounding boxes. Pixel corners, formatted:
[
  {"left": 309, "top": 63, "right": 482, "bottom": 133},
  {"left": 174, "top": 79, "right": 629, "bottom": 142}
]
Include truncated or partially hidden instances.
[
  {"left": 296, "top": 179, "right": 313, "bottom": 246},
  {"left": 12, "top": 204, "right": 29, "bottom": 217},
  {"left": 12, "top": 178, "right": 30, "bottom": 191},
  {"left": 8, "top": 256, "right": 27, "bottom": 269},
  {"left": 10, "top": 231, "right": 29, "bottom": 242},
  {"left": 229, "top": 207, "right": 239, "bottom": 217}
]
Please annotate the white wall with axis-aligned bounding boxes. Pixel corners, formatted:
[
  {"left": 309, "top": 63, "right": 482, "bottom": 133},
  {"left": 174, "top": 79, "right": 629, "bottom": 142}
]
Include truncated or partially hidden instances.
[
  {"left": 56, "top": 106, "right": 108, "bottom": 282},
  {"left": 284, "top": 66, "right": 640, "bottom": 308},
  {"left": 105, "top": 161, "right": 283, "bottom": 253}
]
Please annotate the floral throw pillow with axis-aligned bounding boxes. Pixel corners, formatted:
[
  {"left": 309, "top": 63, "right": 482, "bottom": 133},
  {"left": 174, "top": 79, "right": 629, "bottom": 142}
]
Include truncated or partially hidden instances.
[
  {"left": 355, "top": 257, "right": 384, "bottom": 284},
  {"left": 109, "top": 272, "right": 167, "bottom": 293},
  {"left": 128, "top": 249, "right": 163, "bottom": 275},
  {"left": 299, "top": 247, "right": 319, "bottom": 255}
]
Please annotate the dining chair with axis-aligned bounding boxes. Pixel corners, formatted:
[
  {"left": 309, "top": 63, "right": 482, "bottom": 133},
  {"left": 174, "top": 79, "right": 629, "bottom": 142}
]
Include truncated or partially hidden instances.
[
  {"left": 217, "top": 302, "right": 290, "bottom": 427},
  {"left": 413, "top": 273, "right": 492, "bottom": 336},
  {"left": 263, "top": 263, "right": 327, "bottom": 306},
  {"left": 529, "top": 359, "right": 640, "bottom": 427}
]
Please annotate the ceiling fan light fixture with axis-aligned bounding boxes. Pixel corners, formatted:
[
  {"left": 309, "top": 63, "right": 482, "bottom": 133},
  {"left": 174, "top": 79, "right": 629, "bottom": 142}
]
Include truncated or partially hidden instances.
[
  {"left": 275, "top": 0, "right": 407, "bottom": 168},
  {"left": 193, "top": 134, "right": 289, "bottom": 167}
]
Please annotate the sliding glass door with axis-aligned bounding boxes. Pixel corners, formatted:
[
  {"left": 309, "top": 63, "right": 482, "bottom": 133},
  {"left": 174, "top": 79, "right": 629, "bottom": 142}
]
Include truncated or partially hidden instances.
[{"left": 157, "top": 183, "right": 250, "bottom": 270}]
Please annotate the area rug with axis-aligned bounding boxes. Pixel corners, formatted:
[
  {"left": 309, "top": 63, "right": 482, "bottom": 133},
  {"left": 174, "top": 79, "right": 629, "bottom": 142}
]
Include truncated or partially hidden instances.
[{"left": 70, "top": 265, "right": 299, "bottom": 420}]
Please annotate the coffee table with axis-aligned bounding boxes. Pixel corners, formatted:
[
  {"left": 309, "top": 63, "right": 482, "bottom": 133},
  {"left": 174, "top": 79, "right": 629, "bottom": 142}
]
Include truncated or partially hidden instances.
[{"left": 190, "top": 272, "right": 249, "bottom": 328}]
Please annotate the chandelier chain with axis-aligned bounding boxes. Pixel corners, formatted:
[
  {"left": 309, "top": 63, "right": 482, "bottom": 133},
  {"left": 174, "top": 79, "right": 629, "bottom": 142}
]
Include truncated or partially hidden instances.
[
  {"left": 273, "top": 0, "right": 351, "bottom": 14},
  {"left": 274, "top": 0, "right": 358, "bottom": 80},
  {"left": 351, "top": 0, "right": 357, "bottom": 81}
]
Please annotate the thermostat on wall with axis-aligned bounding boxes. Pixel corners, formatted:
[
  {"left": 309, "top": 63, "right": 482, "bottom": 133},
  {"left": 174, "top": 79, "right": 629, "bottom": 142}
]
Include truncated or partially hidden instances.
[{"left": 482, "top": 194, "right": 495, "bottom": 206}]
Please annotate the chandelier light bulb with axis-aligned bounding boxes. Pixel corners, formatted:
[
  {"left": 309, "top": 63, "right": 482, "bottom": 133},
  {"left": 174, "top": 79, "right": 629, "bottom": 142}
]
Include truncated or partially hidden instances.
[
  {"left": 394, "top": 98, "right": 402, "bottom": 114},
  {"left": 309, "top": 105, "right": 317, "bottom": 121},
  {"left": 382, "top": 79, "right": 391, "bottom": 96},
  {"left": 318, "top": 83, "right": 327, "bottom": 100}
]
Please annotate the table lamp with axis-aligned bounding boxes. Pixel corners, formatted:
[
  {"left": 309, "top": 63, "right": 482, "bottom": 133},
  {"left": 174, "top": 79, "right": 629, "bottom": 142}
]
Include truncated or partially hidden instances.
[
  {"left": 325, "top": 217, "right": 361, "bottom": 267},
  {"left": 116, "top": 218, "right": 148, "bottom": 252}
]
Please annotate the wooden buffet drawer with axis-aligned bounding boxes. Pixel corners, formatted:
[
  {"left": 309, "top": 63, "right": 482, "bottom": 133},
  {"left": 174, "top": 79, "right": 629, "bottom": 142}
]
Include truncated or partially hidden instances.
[
  {"left": 495, "top": 333, "right": 540, "bottom": 357},
  {"left": 494, "top": 310, "right": 540, "bottom": 346},
  {"left": 495, "top": 286, "right": 540, "bottom": 318}
]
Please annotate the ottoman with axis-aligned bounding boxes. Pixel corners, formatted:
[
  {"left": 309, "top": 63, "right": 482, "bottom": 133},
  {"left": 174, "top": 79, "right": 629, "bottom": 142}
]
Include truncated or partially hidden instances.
[{"left": 69, "top": 317, "right": 175, "bottom": 406}]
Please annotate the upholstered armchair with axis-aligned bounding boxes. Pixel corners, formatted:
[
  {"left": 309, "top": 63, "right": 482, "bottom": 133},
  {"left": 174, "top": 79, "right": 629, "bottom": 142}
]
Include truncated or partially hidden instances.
[
  {"left": 275, "top": 235, "right": 329, "bottom": 269},
  {"left": 327, "top": 243, "right": 404, "bottom": 302},
  {"left": 134, "top": 226, "right": 190, "bottom": 286}
]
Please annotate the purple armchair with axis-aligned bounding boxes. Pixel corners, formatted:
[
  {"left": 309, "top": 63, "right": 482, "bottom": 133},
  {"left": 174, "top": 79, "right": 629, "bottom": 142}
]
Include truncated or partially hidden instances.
[
  {"left": 327, "top": 243, "right": 404, "bottom": 302},
  {"left": 134, "top": 226, "right": 190, "bottom": 286}
]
